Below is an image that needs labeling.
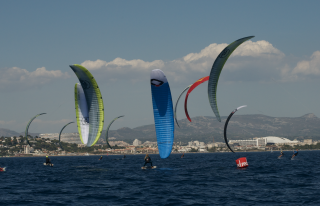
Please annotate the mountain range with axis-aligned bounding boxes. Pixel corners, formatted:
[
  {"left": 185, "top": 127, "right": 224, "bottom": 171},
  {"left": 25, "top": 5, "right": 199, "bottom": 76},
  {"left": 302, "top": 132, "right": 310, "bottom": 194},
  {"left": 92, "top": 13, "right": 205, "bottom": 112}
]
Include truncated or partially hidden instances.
[
  {"left": 1, "top": 113, "right": 320, "bottom": 144},
  {"left": 99, "top": 113, "right": 320, "bottom": 144}
]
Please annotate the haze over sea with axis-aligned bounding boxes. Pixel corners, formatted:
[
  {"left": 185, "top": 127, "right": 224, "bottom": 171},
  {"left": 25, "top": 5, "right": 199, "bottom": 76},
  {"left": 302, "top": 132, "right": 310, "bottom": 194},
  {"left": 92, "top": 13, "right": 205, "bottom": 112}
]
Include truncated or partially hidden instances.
[{"left": 1, "top": 151, "right": 320, "bottom": 205}]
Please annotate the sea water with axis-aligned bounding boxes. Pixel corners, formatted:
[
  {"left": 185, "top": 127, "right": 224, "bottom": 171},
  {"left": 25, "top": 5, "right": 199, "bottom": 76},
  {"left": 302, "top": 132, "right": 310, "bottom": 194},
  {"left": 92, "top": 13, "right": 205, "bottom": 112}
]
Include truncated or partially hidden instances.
[{"left": 1, "top": 151, "right": 320, "bottom": 205}]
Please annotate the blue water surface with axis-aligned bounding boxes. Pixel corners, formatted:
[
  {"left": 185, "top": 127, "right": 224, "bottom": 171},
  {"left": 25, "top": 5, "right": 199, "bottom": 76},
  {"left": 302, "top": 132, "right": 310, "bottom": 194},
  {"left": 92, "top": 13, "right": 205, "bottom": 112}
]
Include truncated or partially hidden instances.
[{"left": 1, "top": 151, "right": 320, "bottom": 206}]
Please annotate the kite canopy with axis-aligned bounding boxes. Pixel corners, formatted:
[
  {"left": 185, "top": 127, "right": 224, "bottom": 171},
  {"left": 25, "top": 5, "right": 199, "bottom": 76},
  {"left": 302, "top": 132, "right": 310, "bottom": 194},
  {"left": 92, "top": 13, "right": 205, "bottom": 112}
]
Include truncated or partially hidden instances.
[
  {"left": 224, "top": 105, "right": 247, "bottom": 153},
  {"left": 105, "top": 116, "right": 124, "bottom": 149},
  {"left": 58, "top": 122, "right": 74, "bottom": 150},
  {"left": 25, "top": 113, "right": 46, "bottom": 146},
  {"left": 208, "top": 36, "right": 254, "bottom": 122},
  {"left": 184, "top": 76, "right": 209, "bottom": 122},
  {"left": 70, "top": 64, "right": 104, "bottom": 147},
  {"left": 150, "top": 69, "right": 174, "bottom": 159},
  {"left": 174, "top": 85, "right": 191, "bottom": 127},
  {"left": 75, "top": 83, "right": 90, "bottom": 144}
]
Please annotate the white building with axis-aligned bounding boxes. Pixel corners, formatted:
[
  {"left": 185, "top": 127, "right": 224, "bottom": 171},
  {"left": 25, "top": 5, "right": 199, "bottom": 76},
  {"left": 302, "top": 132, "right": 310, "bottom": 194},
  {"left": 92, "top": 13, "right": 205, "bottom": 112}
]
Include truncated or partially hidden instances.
[
  {"left": 24, "top": 145, "right": 30, "bottom": 154},
  {"left": 188, "top": 141, "right": 205, "bottom": 147},
  {"left": 229, "top": 138, "right": 267, "bottom": 147},
  {"left": 109, "top": 141, "right": 130, "bottom": 147},
  {"left": 142, "top": 141, "right": 157, "bottom": 147},
  {"left": 261, "top": 136, "right": 299, "bottom": 145},
  {"left": 229, "top": 136, "right": 299, "bottom": 147},
  {"left": 199, "top": 148, "right": 208, "bottom": 152},
  {"left": 303, "top": 139, "right": 313, "bottom": 144},
  {"left": 178, "top": 148, "right": 191, "bottom": 152},
  {"left": 133, "top": 139, "right": 142, "bottom": 146}
]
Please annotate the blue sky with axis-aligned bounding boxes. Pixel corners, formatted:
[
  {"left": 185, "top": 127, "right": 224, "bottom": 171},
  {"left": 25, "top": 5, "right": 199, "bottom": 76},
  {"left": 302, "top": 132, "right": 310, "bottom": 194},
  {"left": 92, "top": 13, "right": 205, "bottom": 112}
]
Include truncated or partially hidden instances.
[{"left": 1, "top": 1, "right": 320, "bottom": 134}]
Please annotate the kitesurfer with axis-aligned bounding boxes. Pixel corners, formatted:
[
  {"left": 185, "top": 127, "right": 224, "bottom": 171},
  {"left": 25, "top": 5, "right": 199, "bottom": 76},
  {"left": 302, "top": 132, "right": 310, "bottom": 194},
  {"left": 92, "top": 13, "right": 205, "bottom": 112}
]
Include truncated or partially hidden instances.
[
  {"left": 144, "top": 154, "right": 153, "bottom": 167},
  {"left": 181, "top": 153, "right": 184, "bottom": 158},
  {"left": 123, "top": 155, "right": 126, "bottom": 159},
  {"left": 291, "top": 149, "right": 298, "bottom": 159},
  {"left": 99, "top": 156, "right": 103, "bottom": 160},
  {"left": 278, "top": 151, "right": 284, "bottom": 158},
  {"left": 45, "top": 156, "right": 53, "bottom": 166}
]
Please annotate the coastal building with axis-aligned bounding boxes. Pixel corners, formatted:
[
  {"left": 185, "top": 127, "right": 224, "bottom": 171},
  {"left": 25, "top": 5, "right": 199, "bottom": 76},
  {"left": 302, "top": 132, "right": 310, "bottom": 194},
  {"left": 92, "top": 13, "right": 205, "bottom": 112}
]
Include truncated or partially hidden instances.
[
  {"left": 303, "top": 139, "right": 313, "bottom": 145},
  {"left": 39, "top": 133, "right": 82, "bottom": 144},
  {"left": 214, "top": 142, "right": 227, "bottom": 148},
  {"left": 188, "top": 141, "right": 205, "bottom": 147},
  {"left": 229, "top": 138, "right": 267, "bottom": 147},
  {"left": 142, "top": 141, "right": 157, "bottom": 147},
  {"left": 133, "top": 139, "right": 142, "bottom": 146},
  {"left": 24, "top": 145, "right": 30, "bottom": 154},
  {"left": 177, "top": 148, "right": 191, "bottom": 153},
  {"left": 261, "top": 136, "right": 299, "bottom": 145},
  {"left": 199, "top": 148, "right": 208, "bottom": 152},
  {"left": 109, "top": 141, "right": 130, "bottom": 147},
  {"left": 229, "top": 136, "right": 299, "bottom": 147}
]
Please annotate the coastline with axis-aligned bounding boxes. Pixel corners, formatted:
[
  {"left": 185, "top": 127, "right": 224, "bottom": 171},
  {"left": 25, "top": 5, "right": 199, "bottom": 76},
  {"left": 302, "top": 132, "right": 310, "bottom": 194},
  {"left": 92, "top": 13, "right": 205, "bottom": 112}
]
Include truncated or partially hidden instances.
[{"left": 2, "top": 149, "right": 320, "bottom": 158}]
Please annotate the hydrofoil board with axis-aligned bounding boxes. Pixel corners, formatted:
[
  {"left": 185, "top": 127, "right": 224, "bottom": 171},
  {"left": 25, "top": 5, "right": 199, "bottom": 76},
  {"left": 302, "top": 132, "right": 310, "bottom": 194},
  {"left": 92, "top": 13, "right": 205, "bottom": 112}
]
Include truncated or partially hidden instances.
[
  {"left": 43, "top": 163, "right": 54, "bottom": 166},
  {"left": 141, "top": 166, "right": 156, "bottom": 169}
]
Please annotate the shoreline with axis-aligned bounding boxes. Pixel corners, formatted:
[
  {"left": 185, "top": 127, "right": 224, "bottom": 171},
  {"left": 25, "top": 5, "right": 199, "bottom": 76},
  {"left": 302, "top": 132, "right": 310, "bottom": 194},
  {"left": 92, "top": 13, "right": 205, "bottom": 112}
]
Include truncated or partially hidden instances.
[{"left": 2, "top": 149, "right": 320, "bottom": 158}]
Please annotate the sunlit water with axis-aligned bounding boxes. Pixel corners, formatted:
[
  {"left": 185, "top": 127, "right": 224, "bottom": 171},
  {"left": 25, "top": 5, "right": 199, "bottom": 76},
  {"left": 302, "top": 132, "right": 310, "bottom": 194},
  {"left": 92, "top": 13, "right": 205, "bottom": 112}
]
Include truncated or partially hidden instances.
[{"left": 1, "top": 151, "right": 320, "bottom": 205}]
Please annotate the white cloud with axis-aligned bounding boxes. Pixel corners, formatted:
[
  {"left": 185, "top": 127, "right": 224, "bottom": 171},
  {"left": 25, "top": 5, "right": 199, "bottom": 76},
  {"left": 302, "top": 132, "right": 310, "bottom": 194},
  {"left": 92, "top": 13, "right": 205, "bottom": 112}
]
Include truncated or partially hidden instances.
[
  {"left": 183, "top": 40, "right": 284, "bottom": 63},
  {"left": 0, "top": 66, "right": 69, "bottom": 91},
  {"left": 82, "top": 58, "right": 164, "bottom": 71},
  {"left": 81, "top": 40, "right": 288, "bottom": 83},
  {"left": 272, "top": 51, "right": 320, "bottom": 82},
  {"left": 292, "top": 51, "right": 320, "bottom": 76},
  {"left": 3, "top": 40, "right": 317, "bottom": 91},
  {"left": 232, "top": 40, "right": 285, "bottom": 58}
]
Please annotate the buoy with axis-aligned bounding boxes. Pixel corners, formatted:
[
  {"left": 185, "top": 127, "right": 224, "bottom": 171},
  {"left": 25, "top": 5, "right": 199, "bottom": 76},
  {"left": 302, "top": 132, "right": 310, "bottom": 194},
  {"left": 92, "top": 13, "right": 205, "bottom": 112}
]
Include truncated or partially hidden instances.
[{"left": 236, "top": 157, "right": 248, "bottom": 168}]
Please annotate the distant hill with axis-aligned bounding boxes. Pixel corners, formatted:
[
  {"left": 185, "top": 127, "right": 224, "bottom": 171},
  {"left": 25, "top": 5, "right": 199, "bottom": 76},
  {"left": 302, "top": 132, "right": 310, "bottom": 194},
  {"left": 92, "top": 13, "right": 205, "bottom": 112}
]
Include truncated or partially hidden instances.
[
  {"left": 19, "top": 132, "right": 40, "bottom": 137},
  {"left": 98, "top": 113, "right": 320, "bottom": 144},
  {"left": 0, "top": 128, "right": 20, "bottom": 137},
  {"left": 2, "top": 113, "right": 320, "bottom": 144},
  {"left": 0, "top": 128, "right": 40, "bottom": 138}
]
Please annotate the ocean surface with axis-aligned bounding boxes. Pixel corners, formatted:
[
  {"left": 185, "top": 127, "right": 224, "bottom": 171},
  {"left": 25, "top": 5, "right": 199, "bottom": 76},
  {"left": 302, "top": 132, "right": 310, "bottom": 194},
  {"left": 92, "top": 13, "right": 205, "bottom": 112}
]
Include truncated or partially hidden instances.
[{"left": 1, "top": 151, "right": 320, "bottom": 206}]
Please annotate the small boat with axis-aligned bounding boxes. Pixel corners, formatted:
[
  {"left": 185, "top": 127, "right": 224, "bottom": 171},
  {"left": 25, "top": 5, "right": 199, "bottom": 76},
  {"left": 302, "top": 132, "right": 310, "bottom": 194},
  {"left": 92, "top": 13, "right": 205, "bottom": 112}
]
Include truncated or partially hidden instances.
[{"left": 85, "top": 153, "right": 89, "bottom": 156}]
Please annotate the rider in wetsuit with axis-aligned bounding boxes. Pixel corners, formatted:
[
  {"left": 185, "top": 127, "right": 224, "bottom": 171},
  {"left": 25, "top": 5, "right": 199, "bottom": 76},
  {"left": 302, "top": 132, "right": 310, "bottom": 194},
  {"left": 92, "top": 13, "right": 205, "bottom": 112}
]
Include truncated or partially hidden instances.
[
  {"left": 144, "top": 154, "right": 153, "bottom": 167},
  {"left": 291, "top": 149, "right": 298, "bottom": 159},
  {"left": 99, "top": 156, "right": 103, "bottom": 160},
  {"left": 278, "top": 151, "right": 284, "bottom": 158},
  {"left": 46, "top": 156, "right": 53, "bottom": 166}
]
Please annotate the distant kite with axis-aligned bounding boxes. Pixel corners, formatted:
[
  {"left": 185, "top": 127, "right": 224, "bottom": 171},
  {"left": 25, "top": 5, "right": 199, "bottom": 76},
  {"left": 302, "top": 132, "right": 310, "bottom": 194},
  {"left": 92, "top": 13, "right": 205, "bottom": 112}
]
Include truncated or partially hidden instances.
[
  {"left": 174, "top": 85, "right": 191, "bottom": 127},
  {"left": 25, "top": 113, "right": 46, "bottom": 146},
  {"left": 184, "top": 76, "right": 209, "bottom": 122},
  {"left": 105, "top": 116, "right": 124, "bottom": 149},
  {"left": 58, "top": 122, "right": 74, "bottom": 150},
  {"left": 208, "top": 36, "right": 254, "bottom": 122},
  {"left": 224, "top": 105, "right": 247, "bottom": 153}
]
